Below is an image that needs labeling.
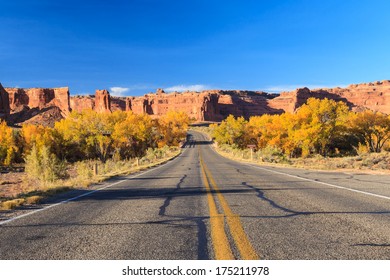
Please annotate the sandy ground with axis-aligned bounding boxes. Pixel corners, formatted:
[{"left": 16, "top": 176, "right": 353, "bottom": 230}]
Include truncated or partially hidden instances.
[{"left": 0, "top": 171, "right": 26, "bottom": 199}]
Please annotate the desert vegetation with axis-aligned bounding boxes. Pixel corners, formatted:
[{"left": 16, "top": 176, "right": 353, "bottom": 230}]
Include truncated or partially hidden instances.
[
  {"left": 0, "top": 110, "right": 189, "bottom": 209},
  {"left": 204, "top": 98, "right": 390, "bottom": 169}
]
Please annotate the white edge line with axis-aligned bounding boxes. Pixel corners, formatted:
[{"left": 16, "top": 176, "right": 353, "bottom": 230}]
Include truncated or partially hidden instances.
[
  {"left": 0, "top": 152, "right": 183, "bottom": 226},
  {"left": 246, "top": 164, "right": 390, "bottom": 201},
  {"left": 195, "top": 129, "right": 390, "bottom": 200},
  {"left": 194, "top": 130, "right": 390, "bottom": 202}
]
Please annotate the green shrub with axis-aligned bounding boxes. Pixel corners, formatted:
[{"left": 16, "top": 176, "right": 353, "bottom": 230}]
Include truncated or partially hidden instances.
[{"left": 25, "top": 145, "right": 68, "bottom": 186}]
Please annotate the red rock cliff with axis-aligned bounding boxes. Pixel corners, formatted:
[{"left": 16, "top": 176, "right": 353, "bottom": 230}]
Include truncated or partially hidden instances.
[
  {"left": 111, "top": 96, "right": 126, "bottom": 112},
  {"left": 95, "top": 89, "right": 111, "bottom": 113},
  {"left": 0, "top": 83, "right": 10, "bottom": 120},
  {"left": 70, "top": 95, "right": 95, "bottom": 113},
  {"left": 125, "top": 89, "right": 279, "bottom": 121},
  {"left": 5, "top": 87, "right": 70, "bottom": 115},
  {"left": 70, "top": 92, "right": 124, "bottom": 113},
  {"left": 2, "top": 80, "right": 390, "bottom": 125},
  {"left": 269, "top": 80, "right": 390, "bottom": 114}
]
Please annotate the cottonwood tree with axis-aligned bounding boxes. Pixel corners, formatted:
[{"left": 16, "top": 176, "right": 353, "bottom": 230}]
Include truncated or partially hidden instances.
[
  {"left": 212, "top": 115, "right": 247, "bottom": 148},
  {"left": 55, "top": 110, "right": 116, "bottom": 161},
  {"left": 0, "top": 120, "right": 17, "bottom": 166},
  {"left": 157, "top": 111, "right": 190, "bottom": 147},
  {"left": 349, "top": 110, "right": 390, "bottom": 153},
  {"left": 112, "top": 112, "right": 156, "bottom": 159},
  {"left": 292, "top": 98, "right": 349, "bottom": 157}
]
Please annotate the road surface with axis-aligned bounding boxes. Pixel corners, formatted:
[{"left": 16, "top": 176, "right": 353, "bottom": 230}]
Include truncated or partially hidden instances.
[{"left": 1, "top": 131, "right": 390, "bottom": 259}]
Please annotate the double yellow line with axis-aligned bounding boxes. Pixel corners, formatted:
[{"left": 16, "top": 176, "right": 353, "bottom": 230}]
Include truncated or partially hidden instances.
[{"left": 199, "top": 148, "right": 259, "bottom": 260}]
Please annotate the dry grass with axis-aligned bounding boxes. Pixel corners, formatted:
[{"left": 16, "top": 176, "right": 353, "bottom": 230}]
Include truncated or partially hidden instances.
[
  {"left": 0, "top": 146, "right": 181, "bottom": 211},
  {"left": 0, "top": 180, "right": 12, "bottom": 185},
  {"left": 71, "top": 146, "right": 181, "bottom": 187},
  {"left": 292, "top": 152, "right": 390, "bottom": 173},
  {"left": 192, "top": 127, "right": 390, "bottom": 174},
  {"left": 215, "top": 143, "right": 390, "bottom": 174},
  {"left": 25, "top": 195, "right": 43, "bottom": 204},
  {"left": 0, "top": 198, "right": 25, "bottom": 210}
]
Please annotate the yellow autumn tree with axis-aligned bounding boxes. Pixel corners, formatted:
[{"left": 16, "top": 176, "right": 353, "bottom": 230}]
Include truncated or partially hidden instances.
[
  {"left": 212, "top": 115, "right": 247, "bottom": 148},
  {"left": 20, "top": 123, "right": 54, "bottom": 155},
  {"left": 292, "top": 98, "right": 349, "bottom": 156},
  {"left": 215, "top": 98, "right": 352, "bottom": 158},
  {"left": 111, "top": 112, "right": 156, "bottom": 159},
  {"left": 348, "top": 110, "right": 390, "bottom": 153},
  {"left": 54, "top": 110, "right": 115, "bottom": 161},
  {"left": 245, "top": 115, "right": 272, "bottom": 149},
  {"left": 157, "top": 111, "right": 190, "bottom": 147},
  {"left": 246, "top": 113, "right": 298, "bottom": 157},
  {"left": 0, "top": 120, "right": 18, "bottom": 166}
]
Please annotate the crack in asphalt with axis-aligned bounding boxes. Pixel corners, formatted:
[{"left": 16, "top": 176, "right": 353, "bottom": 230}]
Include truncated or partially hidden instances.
[{"left": 159, "top": 174, "right": 187, "bottom": 216}]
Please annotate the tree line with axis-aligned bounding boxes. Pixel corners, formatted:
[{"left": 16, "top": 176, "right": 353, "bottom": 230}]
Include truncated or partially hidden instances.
[
  {"left": 0, "top": 110, "right": 190, "bottom": 166},
  {"left": 211, "top": 98, "right": 390, "bottom": 157}
]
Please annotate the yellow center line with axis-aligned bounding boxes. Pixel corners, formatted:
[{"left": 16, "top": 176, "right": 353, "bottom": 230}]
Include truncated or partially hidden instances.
[
  {"left": 199, "top": 146, "right": 259, "bottom": 260},
  {"left": 200, "top": 155, "right": 234, "bottom": 260}
]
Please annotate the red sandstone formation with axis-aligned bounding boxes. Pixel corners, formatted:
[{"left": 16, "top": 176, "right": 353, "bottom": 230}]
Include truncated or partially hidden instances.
[
  {"left": 70, "top": 93, "right": 125, "bottom": 113},
  {"left": 3, "top": 86, "right": 70, "bottom": 126},
  {"left": 125, "top": 89, "right": 279, "bottom": 121},
  {"left": 269, "top": 80, "right": 390, "bottom": 114},
  {"left": 215, "top": 90, "right": 281, "bottom": 120},
  {"left": 5, "top": 87, "right": 70, "bottom": 115},
  {"left": 0, "top": 83, "right": 10, "bottom": 120},
  {"left": 125, "top": 97, "right": 132, "bottom": 111},
  {"left": 69, "top": 90, "right": 111, "bottom": 114},
  {"left": 111, "top": 96, "right": 126, "bottom": 112},
  {"left": 70, "top": 95, "right": 95, "bottom": 113},
  {"left": 1, "top": 79, "right": 390, "bottom": 126},
  {"left": 22, "top": 106, "right": 64, "bottom": 127},
  {"left": 94, "top": 89, "right": 111, "bottom": 113}
]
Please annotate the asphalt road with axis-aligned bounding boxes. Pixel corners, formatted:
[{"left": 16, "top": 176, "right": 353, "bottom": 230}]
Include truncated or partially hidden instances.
[{"left": 1, "top": 131, "right": 390, "bottom": 259}]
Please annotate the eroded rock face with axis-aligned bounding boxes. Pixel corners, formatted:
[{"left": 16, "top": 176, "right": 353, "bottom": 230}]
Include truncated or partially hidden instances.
[
  {"left": 125, "top": 89, "right": 279, "bottom": 121},
  {"left": 0, "top": 83, "right": 10, "bottom": 120},
  {"left": 95, "top": 89, "right": 111, "bottom": 113},
  {"left": 215, "top": 90, "right": 282, "bottom": 119},
  {"left": 70, "top": 95, "right": 95, "bottom": 113},
  {"left": 53, "top": 87, "right": 71, "bottom": 116},
  {"left": 2, "top": 79, "right": 390, "bottom": 126},
  {"left": 69, "top": 92, "right": 124, "bottom": 113},
  {"left": 331, "top": 81, "right": 390, "bottom": 113},
  {"left": 111, "top": 96, "right": 126, "bottom": 112},
  {"left": 125, "top": 97, "right": 132, "bottom": 111},
  {"left": 269, "top": 80, "right": 390, "bottom": 114},
  {"left": 5, "top": 87, "right": 70, "bottom": 115}
]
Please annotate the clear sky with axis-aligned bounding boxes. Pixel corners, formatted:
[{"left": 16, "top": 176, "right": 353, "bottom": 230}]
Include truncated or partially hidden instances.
[{"left": 1, "top": 0, "right": 390, "bottom": 96}]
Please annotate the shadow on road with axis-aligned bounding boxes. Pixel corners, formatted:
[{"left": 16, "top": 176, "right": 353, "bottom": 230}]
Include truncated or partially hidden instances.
[
  {"left": 241, "top": 181, "right": 390, "bottom": 218},
  {"left": 353, "top": 243, "right": 390, "bottom": 247}
]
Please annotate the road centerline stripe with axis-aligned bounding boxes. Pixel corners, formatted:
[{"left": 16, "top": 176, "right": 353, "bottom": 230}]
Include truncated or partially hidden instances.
[
  {"left": 199, "top": 146, "right": 259, "bottom": 260},
  {"left": 199, "top": 151, "right": 234, "bottom": 260},
  {"left": 201, "top": 157, "right": 260, "bottom": 260}
]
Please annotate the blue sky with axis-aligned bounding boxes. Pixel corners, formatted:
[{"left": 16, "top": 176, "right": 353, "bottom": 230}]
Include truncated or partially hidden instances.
[{"left": 1, "top": 0, "right": 390, "bottom": 96}]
